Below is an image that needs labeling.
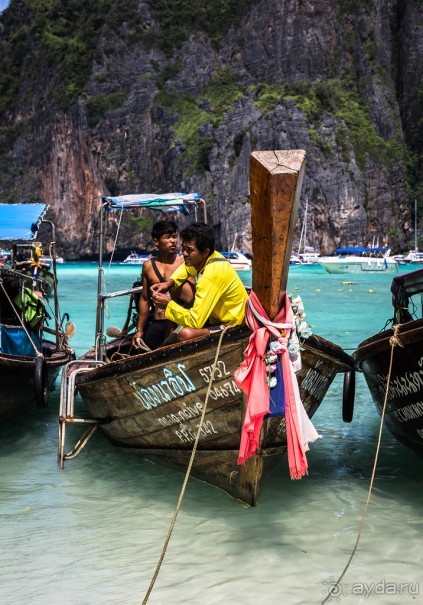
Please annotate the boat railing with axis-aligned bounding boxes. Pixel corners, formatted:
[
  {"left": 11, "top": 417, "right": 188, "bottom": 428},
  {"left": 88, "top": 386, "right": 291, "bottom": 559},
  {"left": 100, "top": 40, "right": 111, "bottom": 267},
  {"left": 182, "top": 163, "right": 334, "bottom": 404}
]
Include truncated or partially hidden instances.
[
  {"left": 58, "top": 359, "right": 105, "bottom": 469},
  {"left": 0, "top": 264, "right": 51, "bottom": 290},
  {"left": 99, "top": 285, "right": 143, "bottom": 301}
]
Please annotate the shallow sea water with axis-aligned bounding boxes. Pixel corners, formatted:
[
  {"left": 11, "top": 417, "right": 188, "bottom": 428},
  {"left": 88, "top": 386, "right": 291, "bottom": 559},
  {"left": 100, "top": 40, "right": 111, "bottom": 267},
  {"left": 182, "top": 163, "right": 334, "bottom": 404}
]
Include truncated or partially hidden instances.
[{"left": 1, "top": 263, "right": 422, "bottom": 605}]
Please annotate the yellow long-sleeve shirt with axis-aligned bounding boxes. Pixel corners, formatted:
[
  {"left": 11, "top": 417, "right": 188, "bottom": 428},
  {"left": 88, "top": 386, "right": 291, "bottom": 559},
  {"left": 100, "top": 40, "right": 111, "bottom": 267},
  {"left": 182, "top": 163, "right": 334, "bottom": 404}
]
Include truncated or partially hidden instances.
[{"left": 165, "top": 251, "right": 248, "bottom": 329}]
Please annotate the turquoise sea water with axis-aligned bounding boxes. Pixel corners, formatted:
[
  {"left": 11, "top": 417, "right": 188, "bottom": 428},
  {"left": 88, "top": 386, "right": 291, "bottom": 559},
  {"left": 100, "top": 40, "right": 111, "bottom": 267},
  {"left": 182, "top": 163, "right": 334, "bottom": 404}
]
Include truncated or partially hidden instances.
[{"left": 1, "top": 263, "right": 423, "bottom": 605}]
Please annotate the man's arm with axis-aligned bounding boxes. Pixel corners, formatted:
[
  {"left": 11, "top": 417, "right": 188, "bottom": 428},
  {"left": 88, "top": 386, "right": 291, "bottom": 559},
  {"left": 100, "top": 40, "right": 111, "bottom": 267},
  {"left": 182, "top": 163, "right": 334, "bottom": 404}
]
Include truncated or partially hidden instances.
[
  {"left": 131, "top": 267, "right": 151, "bottom": 348},
  {"left": 153, "top": 276, "right": 220, "bottom": 329}
]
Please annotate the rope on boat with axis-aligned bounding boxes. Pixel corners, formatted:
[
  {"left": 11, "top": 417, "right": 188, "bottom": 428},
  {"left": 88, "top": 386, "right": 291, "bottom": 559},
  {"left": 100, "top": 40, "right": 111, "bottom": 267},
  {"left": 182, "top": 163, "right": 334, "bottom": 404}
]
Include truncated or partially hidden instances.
[
  {"left": 0, "top": 277, "right": 42, "bottom": 355},
  {"left": 141, "top": 326, "right": 230, "bottom": 605},
  {"left": 321, "top": 324, "right": 401, "bottom": 605},
  {"left": 107, "top": 208, "right": 123, "bottom": 270}
]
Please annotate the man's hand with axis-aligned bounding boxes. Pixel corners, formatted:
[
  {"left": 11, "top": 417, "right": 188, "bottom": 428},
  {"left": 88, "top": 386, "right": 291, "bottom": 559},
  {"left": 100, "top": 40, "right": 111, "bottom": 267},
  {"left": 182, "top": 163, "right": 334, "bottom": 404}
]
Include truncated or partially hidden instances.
[
  {"left": 151, "top": 291, "right": 171, "bottom": 310},
  {"left": 131, "top": 329, "right": 143, "bottom": 349},
  {"left": 150, "top": 279, "right": 174, "bottom": 295}
]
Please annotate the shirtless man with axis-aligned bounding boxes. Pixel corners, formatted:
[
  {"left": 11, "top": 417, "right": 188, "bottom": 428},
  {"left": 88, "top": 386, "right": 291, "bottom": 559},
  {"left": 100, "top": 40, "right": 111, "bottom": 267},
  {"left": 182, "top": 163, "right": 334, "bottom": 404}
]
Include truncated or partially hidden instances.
[{"left": 131, "top": 220, "right": 194, "bottom": 350}]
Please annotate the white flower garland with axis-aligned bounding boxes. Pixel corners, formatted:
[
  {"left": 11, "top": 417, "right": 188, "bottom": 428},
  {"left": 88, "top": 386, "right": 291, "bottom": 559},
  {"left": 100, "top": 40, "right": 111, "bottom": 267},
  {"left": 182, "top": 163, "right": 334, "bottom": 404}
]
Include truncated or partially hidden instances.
[{"left": 265, "top": 294, "right": 312, "bottom": 387}]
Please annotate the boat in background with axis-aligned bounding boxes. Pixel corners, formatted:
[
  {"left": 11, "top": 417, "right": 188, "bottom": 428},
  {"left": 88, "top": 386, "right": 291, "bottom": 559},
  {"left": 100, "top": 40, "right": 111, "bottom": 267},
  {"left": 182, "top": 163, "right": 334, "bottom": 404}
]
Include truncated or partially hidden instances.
[
  {"left": 290, "top": 250, "right": 320, "bottom": 265},
  {"left": 0, "top": 203, "right": 75, "bottom": 420},
  {"left": 318, "top": 246, "right": 398, "bottom": 274},
  {"left": 393, "top": 200, "right": 422, "bottom": 266},
  {"left": 0, "top": 249, "right": 12, "bottom": 264},
  {"left": 400, "top": 251, "right": 423, "bottom": 265},
  {"left": 40, "top": 254, "right": 64, "bottom": 265},
  {"left": 58, "top": 152, "right": 354, "bottom": 506},
  {"left": 219, "top": 250, "right": 252, "bottom": 271},
  {"left": 290, "top": 253, "right": 303, "bottom": 265},
  {"left": 121, "top": 252, "right": 151, "bottom": 265},
  {"left": 354, "top": 267, "right": 423, "bottom": 453},
  {"left": 292, "top": 197, "right": 320, "bottom": 265}
]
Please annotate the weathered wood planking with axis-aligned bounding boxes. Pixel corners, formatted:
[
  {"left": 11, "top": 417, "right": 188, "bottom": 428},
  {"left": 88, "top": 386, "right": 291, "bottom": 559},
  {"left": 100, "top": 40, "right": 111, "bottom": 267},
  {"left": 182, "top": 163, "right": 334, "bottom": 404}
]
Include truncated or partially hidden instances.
[{"left": 250, "top": 149, "right": 306, "bottom": 319}]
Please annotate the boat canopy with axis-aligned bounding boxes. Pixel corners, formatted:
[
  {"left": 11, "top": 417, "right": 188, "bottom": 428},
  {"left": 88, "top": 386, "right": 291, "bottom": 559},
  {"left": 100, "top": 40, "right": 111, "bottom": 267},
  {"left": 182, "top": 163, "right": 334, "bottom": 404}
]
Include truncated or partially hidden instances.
[
  {"left": 102, "top": 193, "right": 202, "bottom": 216},
  {"left": 0, "top": 203, "right": 48, "bottom": 241},
  {"left": 335, "top": 247, "right": 390, "bottom": 254},
  {"left": 391, "top": 267, "right": 423, "bottom": 312}
]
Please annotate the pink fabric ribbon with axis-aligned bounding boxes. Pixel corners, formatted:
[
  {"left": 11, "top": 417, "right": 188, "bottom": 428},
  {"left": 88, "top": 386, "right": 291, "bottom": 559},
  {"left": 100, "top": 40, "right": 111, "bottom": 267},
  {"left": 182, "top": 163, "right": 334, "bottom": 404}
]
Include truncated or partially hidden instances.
[{"left": 234, "top": 291, "right": 318, "bottom": 479}]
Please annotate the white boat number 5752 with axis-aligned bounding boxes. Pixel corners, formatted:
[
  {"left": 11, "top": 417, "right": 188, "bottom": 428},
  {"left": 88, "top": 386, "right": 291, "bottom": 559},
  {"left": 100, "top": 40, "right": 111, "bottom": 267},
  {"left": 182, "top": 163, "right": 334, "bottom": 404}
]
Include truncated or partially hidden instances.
[{"left": 199, "top": 360, "right": 231, "bottom": 383}]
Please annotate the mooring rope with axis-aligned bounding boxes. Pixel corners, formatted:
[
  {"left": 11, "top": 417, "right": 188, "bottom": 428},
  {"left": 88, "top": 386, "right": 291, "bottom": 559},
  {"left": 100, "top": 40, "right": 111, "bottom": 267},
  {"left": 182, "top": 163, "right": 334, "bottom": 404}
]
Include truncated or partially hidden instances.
[
  {"left": 321, "top": 324, "right": 402, "bottom": 604},
  {"left": 141, "top": 326, "right": 230, "bottom": 605},
  {"left": 0, "top": 278, "right": 42, "bottom": 355}
]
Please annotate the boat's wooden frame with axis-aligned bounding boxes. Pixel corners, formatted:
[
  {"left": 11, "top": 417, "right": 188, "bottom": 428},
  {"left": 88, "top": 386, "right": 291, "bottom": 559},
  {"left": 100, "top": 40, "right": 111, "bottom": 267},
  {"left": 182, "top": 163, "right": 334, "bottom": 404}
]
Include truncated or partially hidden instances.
[{"left": 59, "top": 150, "right": 354, "bottom": 505}]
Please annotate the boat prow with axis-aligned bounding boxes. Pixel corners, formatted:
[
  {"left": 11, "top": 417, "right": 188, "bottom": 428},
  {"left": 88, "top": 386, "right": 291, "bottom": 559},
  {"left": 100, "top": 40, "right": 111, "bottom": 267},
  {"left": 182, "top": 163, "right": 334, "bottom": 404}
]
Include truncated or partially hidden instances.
[{"left": 354, "top": 267, "right": 423, "bottom": 453}]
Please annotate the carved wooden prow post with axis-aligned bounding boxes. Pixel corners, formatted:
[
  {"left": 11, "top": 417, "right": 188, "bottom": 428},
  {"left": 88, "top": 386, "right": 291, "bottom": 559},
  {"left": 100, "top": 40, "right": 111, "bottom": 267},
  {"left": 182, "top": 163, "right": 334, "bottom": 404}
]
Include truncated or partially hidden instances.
[{"left": 250, "top": 150, "right": 306, "bottom": 320}]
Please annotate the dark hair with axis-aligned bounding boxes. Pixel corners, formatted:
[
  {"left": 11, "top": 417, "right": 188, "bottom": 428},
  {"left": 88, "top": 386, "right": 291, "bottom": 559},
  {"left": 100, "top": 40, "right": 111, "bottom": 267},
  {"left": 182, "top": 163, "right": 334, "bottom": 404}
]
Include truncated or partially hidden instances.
[
  {"left": 151, "top": 220, "right": 177, "bottom": 240},
  {"left": 180, "top": 222, "right": 215, "bottom": 254}
]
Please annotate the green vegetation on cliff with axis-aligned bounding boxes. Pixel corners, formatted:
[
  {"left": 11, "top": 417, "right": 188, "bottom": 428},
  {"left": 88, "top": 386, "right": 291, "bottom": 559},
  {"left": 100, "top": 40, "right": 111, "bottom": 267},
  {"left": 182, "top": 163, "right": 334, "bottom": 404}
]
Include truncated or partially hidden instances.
[
  {"left": 157, "top": 68, "right": 244, "bottom": 171},
  {"left": 146, "top": 0, "right": 256, "bottom": 52},
  {"left": 0, "top": 0, "right": 142, "bottom": 116},
  {"left": 251, "top": 79, "right": 403, "bottom": 170}
]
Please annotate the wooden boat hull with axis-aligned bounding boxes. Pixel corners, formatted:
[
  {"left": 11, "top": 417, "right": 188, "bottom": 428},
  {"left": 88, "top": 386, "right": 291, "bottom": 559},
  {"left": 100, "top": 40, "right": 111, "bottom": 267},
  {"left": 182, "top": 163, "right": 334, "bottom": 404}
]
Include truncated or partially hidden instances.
[
  {"left": 0, "top": 341, "right": 74, "bottom": 420},
  {"left": 354, "top": 318, "right": 423, "bottom": 454},
  {"left": 76, "top": 327, "right": 353, "bottom": 504}
]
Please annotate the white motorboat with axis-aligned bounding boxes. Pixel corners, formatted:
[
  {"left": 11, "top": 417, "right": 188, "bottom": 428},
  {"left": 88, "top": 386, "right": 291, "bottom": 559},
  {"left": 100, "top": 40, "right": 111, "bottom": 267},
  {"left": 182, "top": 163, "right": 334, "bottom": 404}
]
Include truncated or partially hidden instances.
[
  {"left": 219, "top": 250, "right": 252, "bottom": 271},
  {"left": 318, "top": 247, "right": 398, "bottom": 274},
  {"left": 39, "top": 254, "right": 64, "bottom": 264},
  {"left": 121, "top": 252, "right": 151, "bottom": 265}
]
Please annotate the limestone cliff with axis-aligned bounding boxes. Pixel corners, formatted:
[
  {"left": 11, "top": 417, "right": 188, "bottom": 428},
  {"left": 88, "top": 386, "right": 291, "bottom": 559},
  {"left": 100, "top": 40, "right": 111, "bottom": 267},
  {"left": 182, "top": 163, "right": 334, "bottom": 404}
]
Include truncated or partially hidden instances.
[{"left": 0, "top": 0, "right": 421, "bottom": 257}]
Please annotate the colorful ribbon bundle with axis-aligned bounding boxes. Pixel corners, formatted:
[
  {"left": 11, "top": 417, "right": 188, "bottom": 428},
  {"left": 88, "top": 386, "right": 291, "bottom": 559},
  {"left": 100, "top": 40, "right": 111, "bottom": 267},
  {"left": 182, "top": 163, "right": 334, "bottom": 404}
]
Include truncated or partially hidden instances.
[{"left": 234, "top": 291, "right": 320, "bottom": 479}]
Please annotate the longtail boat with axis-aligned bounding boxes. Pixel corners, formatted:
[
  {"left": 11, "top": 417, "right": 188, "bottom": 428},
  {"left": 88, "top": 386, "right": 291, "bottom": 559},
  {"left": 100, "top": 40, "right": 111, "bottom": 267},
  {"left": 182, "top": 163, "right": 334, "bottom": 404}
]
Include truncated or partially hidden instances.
[
  {"left": 58, "top": 150, "right": 354, "bottom": 505},
  {"left": 0, "top": 203, "right": 75, "bottom": 420},
  {"left": 354, "top": 267, "right": 423, "bottom": 454}
]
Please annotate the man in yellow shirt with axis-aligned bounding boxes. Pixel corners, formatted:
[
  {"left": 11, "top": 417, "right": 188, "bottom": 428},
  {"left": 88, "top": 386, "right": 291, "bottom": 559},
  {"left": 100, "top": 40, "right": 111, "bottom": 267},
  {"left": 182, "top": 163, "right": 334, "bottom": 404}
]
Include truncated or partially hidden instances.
[{"left": 151, "top": 222, "right": 248, "bottom": 342}]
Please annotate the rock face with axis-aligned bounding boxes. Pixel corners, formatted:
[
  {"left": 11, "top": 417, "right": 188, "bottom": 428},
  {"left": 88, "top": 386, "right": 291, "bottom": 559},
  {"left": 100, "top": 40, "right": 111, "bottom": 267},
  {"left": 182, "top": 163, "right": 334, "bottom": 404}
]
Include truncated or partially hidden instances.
[{"left": 0, "top": 0, "right": 421, "bottom": 257}]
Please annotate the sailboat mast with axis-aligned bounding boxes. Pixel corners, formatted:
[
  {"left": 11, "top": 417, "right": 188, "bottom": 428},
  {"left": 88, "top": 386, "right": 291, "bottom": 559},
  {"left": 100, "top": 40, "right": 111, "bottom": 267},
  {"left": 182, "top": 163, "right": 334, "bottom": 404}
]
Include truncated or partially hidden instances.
[
  {"left": 415, "top": 198, "right": 418, "bottom": 253},
  {"left": 303, "top": 197, "right": 308, "bottom": 255}
]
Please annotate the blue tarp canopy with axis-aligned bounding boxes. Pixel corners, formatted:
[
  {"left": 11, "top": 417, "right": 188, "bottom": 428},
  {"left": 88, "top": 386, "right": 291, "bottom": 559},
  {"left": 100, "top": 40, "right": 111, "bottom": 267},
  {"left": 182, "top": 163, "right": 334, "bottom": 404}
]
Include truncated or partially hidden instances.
[
  {"left": 335, "top": 247, "right": 389, "bottom": 254},
  {"left": 0, "top": 203, "right": 48, "bottom": 240},
  {"left": 102, "top": 193, "right": 202, "bottom": 216}
]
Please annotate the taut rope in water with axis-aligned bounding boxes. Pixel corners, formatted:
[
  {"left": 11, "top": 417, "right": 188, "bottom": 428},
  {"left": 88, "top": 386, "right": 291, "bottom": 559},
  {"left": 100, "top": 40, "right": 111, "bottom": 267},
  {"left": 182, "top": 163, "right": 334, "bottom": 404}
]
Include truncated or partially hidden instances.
[
  {"left": 321, "top": 324, "right": 402, "bottom": 604},
  {"left": 141, "top": 326, "right": 230, "bottom": 605}
]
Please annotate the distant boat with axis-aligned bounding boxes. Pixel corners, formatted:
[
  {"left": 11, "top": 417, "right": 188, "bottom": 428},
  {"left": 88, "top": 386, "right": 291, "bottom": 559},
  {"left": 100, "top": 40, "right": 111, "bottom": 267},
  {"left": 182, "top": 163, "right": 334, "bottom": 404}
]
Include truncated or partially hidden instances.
[
  {"left": 318, "top": 246, "right": 398, "bottom": 274},
  {"left": 354, "top": 267, "right": 423, "bottom": 453},
  {"left": 0, "top": 249, "right": 12, "bottom": 264},
  {"left": 290, "top": 250, "right": 321, "bottom": 265},
  {"left": 394, "top": 200, "right": 422, "bottom": 265},
  {"left": 39, "top": 254, "right": 64, "bottom": 265},
  {"left": 397, "top": 251, "right": 423, "bottom": 265},
  {"left": 219, "top": 250, "right": 252, "bottom": 271},
  {"left": 290, "top": 252, "right": 303, "bottom": 265},
  {"left": 121, "top": 252, "right": 151, "bottom": 265},
  {"left": 293, "top": 197, "right": 320, "bottom": 265}
]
